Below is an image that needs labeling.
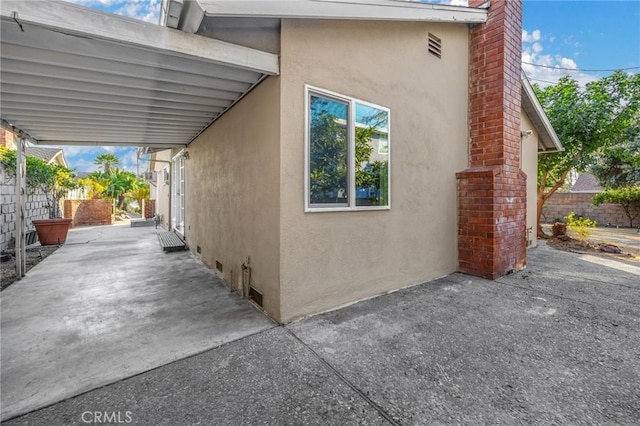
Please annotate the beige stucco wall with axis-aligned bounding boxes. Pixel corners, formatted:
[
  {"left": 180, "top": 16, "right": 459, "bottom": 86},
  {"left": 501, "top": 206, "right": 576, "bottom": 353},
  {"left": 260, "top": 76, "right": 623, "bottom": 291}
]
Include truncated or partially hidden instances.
[
  {"left": 278, "top": 20, "right": 470, "bottom": 322},
  {"left": 151, "top": 150, "right": 172, "bottom": 230},
  {"left": 521, "top": 110, "right": 539, "bottom": 248},
  {"left": 184, "top": 78, "right": 282, "bottom": 319}
]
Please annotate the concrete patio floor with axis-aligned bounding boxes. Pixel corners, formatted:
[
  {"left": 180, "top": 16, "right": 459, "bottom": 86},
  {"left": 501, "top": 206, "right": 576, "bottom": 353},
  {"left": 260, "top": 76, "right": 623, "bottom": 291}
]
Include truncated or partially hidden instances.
[
  {"left": 0, "top": 223, "right": 275, "bottom": 421},
  {"left": 2, "top": 234, "right": 639, "bottom": 424}
]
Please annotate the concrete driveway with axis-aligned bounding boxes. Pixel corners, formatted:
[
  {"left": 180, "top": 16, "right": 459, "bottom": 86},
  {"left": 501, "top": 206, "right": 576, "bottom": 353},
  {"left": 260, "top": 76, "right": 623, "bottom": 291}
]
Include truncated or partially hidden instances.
[
  {"left": 0, "top": 223, "right": 275, "bottom": 421},
  {"left": 3, "top": 238, "right": 640, "bottom": 425}
]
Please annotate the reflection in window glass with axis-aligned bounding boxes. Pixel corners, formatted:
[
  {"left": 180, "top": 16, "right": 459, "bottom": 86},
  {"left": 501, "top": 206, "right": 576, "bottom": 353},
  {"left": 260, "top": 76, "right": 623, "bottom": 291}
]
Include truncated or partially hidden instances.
[
  {"left": 355, "top": 103, "right": 389, "bottom": 207},
  {"left": 309, "top": 95, "right": 349, "bottom": 205}
]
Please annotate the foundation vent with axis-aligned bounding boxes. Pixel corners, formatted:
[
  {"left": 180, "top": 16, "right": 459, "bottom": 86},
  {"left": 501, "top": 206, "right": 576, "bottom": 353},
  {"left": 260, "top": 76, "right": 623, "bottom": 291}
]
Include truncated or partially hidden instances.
[
  {"left": 428, "top": 33, "right": 442, "bottom": 58},
  {"left": 215, "top": 260, "right": 223, "bottom": 273},
  {"left": 249, "top": 287, "right": 263, "bottom": 308}
]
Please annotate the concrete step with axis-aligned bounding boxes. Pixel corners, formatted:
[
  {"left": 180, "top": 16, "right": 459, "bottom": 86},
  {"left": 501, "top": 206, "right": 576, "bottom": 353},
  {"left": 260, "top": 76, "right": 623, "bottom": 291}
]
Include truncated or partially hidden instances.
[
  {"left": 157, "top": 231, "right": 186, "bottom": 252},
  {"left": 131, "top": 219, "right": 155, "bottom": 228}
]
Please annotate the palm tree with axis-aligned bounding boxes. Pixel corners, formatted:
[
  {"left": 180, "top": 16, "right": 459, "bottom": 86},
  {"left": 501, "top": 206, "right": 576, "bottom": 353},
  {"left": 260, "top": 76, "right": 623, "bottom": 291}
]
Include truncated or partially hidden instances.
[
  {"left": 105, "top": 168, "right": 137, "bottom": 210},
  {"left": 127, "top": 184, "right": 151, "bottom": 215},
  {"left": 94, "top": 153, "right": 120, "bottom": 175}
]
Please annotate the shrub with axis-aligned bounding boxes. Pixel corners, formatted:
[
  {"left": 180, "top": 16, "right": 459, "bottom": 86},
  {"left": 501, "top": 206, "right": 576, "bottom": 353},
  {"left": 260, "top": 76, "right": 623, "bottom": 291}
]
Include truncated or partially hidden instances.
[{"left": 565, "top": 211, "right": 597, "bottom": 241}]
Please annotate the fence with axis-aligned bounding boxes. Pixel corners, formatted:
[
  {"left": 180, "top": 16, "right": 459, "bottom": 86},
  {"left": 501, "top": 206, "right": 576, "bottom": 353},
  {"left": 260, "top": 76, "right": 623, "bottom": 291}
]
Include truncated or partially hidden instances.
[{"left": 542, "top": 192, "right": 631, "bottom": 227}]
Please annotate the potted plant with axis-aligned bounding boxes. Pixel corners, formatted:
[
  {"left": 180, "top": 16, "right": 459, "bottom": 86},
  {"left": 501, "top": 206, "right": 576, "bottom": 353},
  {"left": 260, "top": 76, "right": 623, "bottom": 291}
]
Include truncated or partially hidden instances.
[
  {"left": 1, "top": 147, "right": 77, "bottom": 245},
  {"left": 31, "top": 162, "right": 77, "bottom": 245}
]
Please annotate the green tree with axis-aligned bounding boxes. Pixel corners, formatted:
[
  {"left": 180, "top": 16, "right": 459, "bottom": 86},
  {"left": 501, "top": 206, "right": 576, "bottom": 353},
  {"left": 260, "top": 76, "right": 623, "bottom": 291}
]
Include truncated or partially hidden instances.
[
  {"left": 78, "top": 172, "right": 110, "bottom": 199},
  {"left": 104, "top": 168, "right": 138, "bottom": 210},
  {"left": 94, "top": 153, "right": 120, "bottom": 175},
  {"left": 126, "top": 183, "right": 151, "bottom": 213},
  {"left": 591, "top": 136, "right": 640, "bottom": 188},
  {"left": 593, "top": 187, "right": 640, "bottom": 228},
  {"left": 309, "top": 111, "right": 348, "bottom": 203},
  {"left": 0, "top": 147, "right": 77, "bottom": 218},
  {"left": 535, "top": 71, "right": 640, "bottom": 237}
]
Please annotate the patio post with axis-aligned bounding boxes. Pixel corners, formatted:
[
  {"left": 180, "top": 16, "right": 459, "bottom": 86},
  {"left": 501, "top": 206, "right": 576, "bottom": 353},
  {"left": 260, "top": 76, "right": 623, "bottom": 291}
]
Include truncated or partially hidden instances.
[{"left": 15, "top": 130, "right": 26, "bottom": 278}]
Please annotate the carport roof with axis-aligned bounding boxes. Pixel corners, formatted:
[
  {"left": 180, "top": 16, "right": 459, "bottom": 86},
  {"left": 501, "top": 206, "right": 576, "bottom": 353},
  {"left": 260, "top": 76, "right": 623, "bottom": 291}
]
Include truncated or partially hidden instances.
[{"left": 0, "top": 0, "right": 279, "bottom": 148}]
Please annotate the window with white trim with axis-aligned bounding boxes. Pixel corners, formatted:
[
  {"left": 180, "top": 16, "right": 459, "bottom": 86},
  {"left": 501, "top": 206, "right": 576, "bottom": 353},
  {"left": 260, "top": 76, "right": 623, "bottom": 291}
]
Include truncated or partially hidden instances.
[{"left": 305, "top": 86, "right": 390, "bottom": 211}]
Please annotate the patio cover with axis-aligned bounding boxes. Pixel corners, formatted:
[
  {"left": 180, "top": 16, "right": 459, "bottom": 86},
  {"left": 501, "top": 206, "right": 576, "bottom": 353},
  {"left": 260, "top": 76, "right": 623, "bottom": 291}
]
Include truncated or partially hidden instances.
[
  {"left": 0, "top": 0, "right": 278, "bottom": 280},
  {"left": 0, "top": 0, "right": 279, "bottom": 148}
]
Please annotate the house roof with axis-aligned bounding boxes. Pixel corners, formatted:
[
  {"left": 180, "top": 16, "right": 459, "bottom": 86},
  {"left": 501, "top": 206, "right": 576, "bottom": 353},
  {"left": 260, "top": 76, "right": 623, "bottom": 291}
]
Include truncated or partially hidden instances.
[
  {"left": 521, "top": 72, "right": 563, "bottom": 153},
  {"left": 165, "top": 0, "right": 489, "bottom": 33},
  {"left": 0, "top": 0, "right": 279, "bottom": 148},
  {"left": 25, "top": 146, "right": 67, "bottom": 167},
  {"left": 570, "top": 173, "right": 603, "bottom": 193}
]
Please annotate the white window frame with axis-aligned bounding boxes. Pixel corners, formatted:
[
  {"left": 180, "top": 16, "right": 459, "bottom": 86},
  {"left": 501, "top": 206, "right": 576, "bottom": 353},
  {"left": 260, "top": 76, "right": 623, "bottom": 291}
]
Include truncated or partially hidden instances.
[{"left": 305, "top": 85, "right": 391, "bottom": 212}]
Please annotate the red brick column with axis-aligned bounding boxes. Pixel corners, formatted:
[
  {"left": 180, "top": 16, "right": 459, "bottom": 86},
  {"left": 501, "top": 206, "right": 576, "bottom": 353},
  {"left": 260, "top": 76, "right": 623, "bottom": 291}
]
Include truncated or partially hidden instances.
[
  {"left": 456, "top": 0, "right": 526, "bottom": 279},
  {"left": 142, "top": 199, "right": 155, "bottom": 219}
]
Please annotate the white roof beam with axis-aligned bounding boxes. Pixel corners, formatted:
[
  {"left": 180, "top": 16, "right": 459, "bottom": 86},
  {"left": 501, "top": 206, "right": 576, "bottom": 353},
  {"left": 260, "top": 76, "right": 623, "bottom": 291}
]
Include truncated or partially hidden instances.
[
  {"left": 6, "top": 112, "right": 210, "bottom": 125},
  {"left": 38, "top": 141, "right": 187, "bottom": 147},
  {"left": 2, "top": 98, "right": 226, "bottom": 116},
  {"left": 1, "top": 72, "right": 242, "bottom": 102},
  {"left": 5, "top": 105, "right": 218, "bottom": 120},
  {"left": 1, "top": 82, "right": 239, "bottom": 106},
  {"left": 0, "top": 65, "right": 251, "bottom": 96},
  {"left": 1, "top": 88, "right": 234, "bottom": 110},
  {"left": 0, "top": 0, "right": 279, "bottom": 75},
  {"left": 0, "top": 41, "right": 262, "bottom": 84},
  {"left": 1, "top": 58, "right": 255, "bottom": 93}
]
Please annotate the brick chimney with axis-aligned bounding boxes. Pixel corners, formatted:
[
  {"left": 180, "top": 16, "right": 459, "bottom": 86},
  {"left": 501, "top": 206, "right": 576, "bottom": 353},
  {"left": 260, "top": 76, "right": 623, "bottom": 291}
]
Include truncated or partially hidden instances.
[{"left": 456, "top": 0, "right": 526, "bottom": 279}]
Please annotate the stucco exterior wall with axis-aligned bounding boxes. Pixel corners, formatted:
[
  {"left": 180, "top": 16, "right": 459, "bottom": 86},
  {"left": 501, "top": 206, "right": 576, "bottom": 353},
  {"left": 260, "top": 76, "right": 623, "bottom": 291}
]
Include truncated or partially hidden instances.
[
  {"left": 184, "top": 78, "right": 281, "bottom": 319},
  {"left": 521, "top": 110, "right": 538, "bottom": 247},
  {"left": 278, "top": 20, "right": 470, "bottom": 322}
]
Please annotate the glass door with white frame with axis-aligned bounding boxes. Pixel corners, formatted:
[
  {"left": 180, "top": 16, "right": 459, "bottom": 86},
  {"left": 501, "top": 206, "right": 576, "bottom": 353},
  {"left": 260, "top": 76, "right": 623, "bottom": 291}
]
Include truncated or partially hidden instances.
[{"left": 171, "top": 153, "right": 185, "bottom": 234}]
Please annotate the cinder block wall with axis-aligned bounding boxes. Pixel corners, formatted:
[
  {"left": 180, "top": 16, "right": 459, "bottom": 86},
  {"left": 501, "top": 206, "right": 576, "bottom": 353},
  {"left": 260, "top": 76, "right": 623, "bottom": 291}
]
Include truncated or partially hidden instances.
[
  {"left": 64, "top": 199, "right": 113, "bottom": 227},
  {"left": 542, "top": 192, "right": 632, "bottom": 227},
  {"left": 1, "top": 168, "right": 49, "bottom": 251}
]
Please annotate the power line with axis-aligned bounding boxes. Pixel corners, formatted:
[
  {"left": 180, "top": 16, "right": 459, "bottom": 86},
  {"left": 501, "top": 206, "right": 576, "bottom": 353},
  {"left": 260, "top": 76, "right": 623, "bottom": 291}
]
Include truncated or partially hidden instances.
[
  {"left": 521, "top": 61, "right": 640, "bottom": 72},
  {"left": 528, "top": 77, "right": 563, "bottom": 85}
]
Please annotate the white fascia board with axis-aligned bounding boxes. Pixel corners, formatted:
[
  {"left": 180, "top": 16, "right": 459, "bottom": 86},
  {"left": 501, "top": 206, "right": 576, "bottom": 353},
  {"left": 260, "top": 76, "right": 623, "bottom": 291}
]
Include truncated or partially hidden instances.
[
  {"left": 521, "top": 72, "right": 564, "bottom": 153},
  {"left": 0, "top": 0, "right": 278, "bottom": 75},
  {"left": 36, "top": 140, "right": 188, "bottom": 148},
  {"left": 197, "top": 0, "right": 487, "bottom": 23}
]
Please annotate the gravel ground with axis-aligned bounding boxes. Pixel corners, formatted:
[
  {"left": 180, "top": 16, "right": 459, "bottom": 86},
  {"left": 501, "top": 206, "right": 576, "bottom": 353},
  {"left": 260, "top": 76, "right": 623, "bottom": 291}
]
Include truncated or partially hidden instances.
[{"left": 0, "top": 245, "right": 59, "bottom": 291}]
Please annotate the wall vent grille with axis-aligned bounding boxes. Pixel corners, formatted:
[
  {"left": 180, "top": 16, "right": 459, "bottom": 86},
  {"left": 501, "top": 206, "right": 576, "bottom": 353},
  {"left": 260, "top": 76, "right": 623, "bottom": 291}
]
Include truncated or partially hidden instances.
[{"left": 428, "top": 33, "right": 442, "bottom": 58}]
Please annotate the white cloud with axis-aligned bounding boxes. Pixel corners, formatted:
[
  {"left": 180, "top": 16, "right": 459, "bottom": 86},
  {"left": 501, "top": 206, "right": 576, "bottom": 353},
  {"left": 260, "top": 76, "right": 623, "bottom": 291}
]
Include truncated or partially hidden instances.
[
  {"left": 560, "top": 57, "right": 577, "bottom": 70},
  {"left": 62, "top": 0, "right": 160, "bottom": 24},
  {"left": 521, "top": 28, "right": 597, "bottom": 87},
  {"left": 531, "top": 30, "right": 541, "bottom": 42}
]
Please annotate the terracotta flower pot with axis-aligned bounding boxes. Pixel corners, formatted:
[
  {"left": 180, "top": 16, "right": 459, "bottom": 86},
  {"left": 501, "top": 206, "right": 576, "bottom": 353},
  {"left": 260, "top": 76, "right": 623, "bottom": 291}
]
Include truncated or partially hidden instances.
[{"left": 32, "top": 218, "right": 73, "bottom": 246}]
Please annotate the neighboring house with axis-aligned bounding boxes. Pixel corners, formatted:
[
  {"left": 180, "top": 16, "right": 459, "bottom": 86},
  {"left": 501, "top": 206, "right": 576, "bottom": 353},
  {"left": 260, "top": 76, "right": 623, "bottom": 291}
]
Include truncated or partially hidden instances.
[
  {"left": 142, "top": 0, "right": 563, "bottom": 322},
  {"left": 25, "top": 146, "right": 67, "bottom": 168},
  {"left": 570, "top": 172, "right": 604, "bottom": 193}
]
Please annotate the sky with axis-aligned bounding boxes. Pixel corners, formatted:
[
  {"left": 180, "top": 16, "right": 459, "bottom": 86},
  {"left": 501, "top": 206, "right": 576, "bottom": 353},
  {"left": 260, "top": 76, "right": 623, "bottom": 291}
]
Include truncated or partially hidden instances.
[{"left": 46, "top": 0, "right": 640, "bottom": 173}]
